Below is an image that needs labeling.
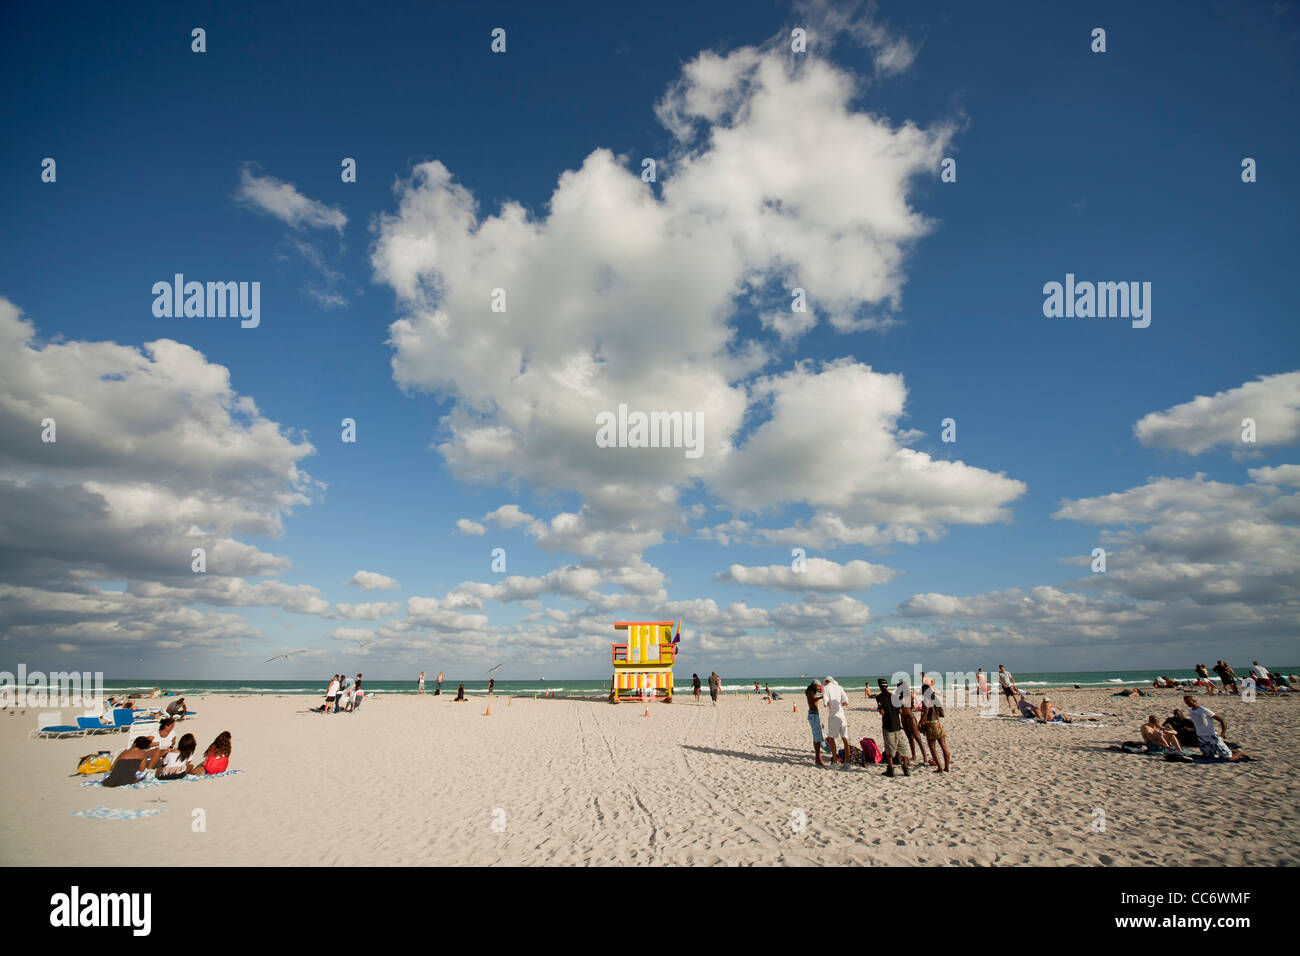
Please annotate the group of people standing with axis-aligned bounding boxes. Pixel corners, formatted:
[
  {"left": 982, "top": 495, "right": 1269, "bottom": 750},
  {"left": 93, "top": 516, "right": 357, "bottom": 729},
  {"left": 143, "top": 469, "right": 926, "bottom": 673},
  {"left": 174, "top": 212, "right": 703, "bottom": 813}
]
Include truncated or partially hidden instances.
[
  {"left": 323, "top": 673, "right": 363, "bottom": 713},
  {"left": 803, "top": 676, "right": 951, "bottom": 776},
  {"left": 416, "top": 671, "right": 445, "bottom": 695}
]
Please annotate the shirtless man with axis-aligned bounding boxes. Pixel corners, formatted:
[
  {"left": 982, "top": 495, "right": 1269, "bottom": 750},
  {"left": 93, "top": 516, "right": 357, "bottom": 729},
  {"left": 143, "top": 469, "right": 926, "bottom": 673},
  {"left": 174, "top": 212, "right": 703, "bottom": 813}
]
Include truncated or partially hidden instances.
[
  {"left": 1038, "top": 697, "right": 1072, "bottom": 723},
  {"left": 1141, "top": 714, "right": 1182, "bottom": 753}
]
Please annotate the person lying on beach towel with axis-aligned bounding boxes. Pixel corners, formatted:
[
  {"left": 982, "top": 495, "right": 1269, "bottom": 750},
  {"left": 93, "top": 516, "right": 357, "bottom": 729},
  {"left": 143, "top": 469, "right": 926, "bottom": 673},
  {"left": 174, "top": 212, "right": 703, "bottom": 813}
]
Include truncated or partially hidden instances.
[
  {"left": 1015, "top": 694, "right": 1039, "bottom": 719},
  {"left": 103, "top": 737, "right": 162, "bottom": 787},
  {"left": 1140, "top": 715, "right": 1183, "bottom": 754},
  {"left": 1112, "top": 688, "right": 1148, "bottom": 697}
]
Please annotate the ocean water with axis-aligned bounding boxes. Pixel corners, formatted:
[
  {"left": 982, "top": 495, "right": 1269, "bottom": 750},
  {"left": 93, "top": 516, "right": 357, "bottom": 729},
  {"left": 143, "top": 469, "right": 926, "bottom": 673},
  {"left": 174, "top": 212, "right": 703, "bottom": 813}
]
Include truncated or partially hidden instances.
[{"left": 80, "top": 666, "right": 1296, "bottom": 698}]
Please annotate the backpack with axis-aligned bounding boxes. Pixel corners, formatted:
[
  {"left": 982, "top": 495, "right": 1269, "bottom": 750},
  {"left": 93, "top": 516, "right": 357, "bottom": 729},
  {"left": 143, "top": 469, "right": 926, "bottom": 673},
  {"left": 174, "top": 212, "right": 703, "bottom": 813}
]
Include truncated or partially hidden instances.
[
  {"left": 77, "top": 752, "right": 113, "bottom": 774},
  {"left": 860, "top": 737, "right": 883, "bottom": 764}
]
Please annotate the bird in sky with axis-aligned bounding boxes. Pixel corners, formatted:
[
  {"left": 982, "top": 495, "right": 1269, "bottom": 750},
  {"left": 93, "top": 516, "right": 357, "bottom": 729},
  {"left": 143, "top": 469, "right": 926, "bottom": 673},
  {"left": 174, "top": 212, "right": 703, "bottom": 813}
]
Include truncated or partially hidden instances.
[
  {"left": 266, "top": 649, "right": 308, "bottom": 662},
  {"left": 487, "top": 663, "right": 503, "bottom": 674}
]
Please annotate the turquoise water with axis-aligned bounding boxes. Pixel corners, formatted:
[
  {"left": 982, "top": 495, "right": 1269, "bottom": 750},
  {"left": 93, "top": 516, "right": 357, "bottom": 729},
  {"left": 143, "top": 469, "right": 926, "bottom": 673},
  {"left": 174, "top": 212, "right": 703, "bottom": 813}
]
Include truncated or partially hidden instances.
[{"left": 84, "top": 666, "right": 1296, "bottom": 698}]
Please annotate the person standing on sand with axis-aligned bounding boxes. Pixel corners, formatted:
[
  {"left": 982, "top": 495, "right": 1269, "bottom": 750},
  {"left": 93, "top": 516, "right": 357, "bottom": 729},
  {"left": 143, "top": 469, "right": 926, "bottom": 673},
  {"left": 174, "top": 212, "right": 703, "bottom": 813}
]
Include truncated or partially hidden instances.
[
  {"left": 920, "top": 682, "right": 950, "bottom": 772},
  {"left": 692, "top": 673, "right": 701, "bottom": 701},
  {"left": 997, "top": 665, "right": 1018, "bottom": 713},
  {"left": 487, "top": 677, "right": 495, "bottom": 697},
  {"left": 436, "top": 671, "right": 443, "bottom": 696},
  {"left": 875, "top": 678, "right": 909, "bottom": 777},
  {"left": 976, "top": 668, "right": 989, "bottom": 704},
  {"left": 418, "top": 671, "right": 426, "bottom": 696},
  {"left": 805, "top": 679, "right": 826, "bottom": 767},
  {"left": 709, "top": 672, "right": 720, "bottom": 706},
  {"left": 822, "top": 676, "right": 851, "bottom": 766},
  {"left": 898, "top": 680, "right": 931, "bottom": 765}
]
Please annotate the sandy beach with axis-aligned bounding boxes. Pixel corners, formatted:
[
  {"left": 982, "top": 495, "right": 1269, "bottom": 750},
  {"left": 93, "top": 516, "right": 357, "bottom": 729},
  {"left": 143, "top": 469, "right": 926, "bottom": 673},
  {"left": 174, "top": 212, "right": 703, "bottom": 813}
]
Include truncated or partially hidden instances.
[{"left": 2, "top": 688, "right": 1296, "bottom": 866}]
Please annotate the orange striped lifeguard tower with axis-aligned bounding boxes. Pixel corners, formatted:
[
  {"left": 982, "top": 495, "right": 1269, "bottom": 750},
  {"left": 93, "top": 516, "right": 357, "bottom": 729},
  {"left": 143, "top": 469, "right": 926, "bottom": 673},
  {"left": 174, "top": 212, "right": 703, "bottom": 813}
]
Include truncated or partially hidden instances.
[{"left": 610, "top": 621, "right": 678, "bottom": 702}]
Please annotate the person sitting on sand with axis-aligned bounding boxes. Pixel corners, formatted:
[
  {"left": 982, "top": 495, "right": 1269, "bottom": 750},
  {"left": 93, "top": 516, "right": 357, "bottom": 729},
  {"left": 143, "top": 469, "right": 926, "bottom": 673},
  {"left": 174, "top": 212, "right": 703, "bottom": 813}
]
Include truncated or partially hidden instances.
[
  {"left": 165, "top": 696, "right": 187, "bottom": 720},
  {"left": 765, "top": 683, "right": 780, "bottom": 702},
  {"left": 103, "top": 737, "right": 163, "bottom": 787},
  {"left": 154, "top": 715, "right": 177, "bottom": 752},
  {"left": 1194, "top": 664, "right": 1216, "bottom": 695},
  {"left": 1038, "top": 697, "right": 1072, "bottom": 723},
  {"left": 1183, "top": 695, "right": 1246, "bottom": 761},
  {"left": 1250, "top": 662, "right": 1278, "bottom": 697},
  {"left": 920, "top": 683, "right": 950, "bottom": 772},
  {"left": 1016, "top": 693, "right": 1039, "bottom": 718},
  {"left": 454, "top": 683, "right": 467, "bottom": 701},
  {"left": 191, "top": 731, "right": 233, "bottom": 776},
  {"left": 1162, "top": 709, "right": 1199, "bottom": 748},
  {"left": 1141, "top": 715, "right": 1183, "bottom": 753},
  {"left": 157, "top": 733, "right": 198, "bottom": 779}
]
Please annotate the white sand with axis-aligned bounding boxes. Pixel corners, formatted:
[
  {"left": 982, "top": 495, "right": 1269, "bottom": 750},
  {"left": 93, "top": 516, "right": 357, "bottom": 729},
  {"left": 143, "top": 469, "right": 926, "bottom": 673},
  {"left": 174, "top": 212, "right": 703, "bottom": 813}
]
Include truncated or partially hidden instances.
[{"left": 2, "top": 688, "right": 1296, "bottom": 865}]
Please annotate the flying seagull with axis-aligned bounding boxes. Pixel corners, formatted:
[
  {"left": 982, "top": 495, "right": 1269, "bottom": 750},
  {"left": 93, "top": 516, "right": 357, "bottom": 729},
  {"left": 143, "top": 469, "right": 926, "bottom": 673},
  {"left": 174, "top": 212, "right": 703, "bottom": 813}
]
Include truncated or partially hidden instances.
[
  {"left": 357, "top": 640, "right": 371, "bottom": 648},
  {"left": 266, "top": 649, "right": 308, "bottom": 663},
  {"left": 487, "top": 663, "right": 503, "bottom": 674}
]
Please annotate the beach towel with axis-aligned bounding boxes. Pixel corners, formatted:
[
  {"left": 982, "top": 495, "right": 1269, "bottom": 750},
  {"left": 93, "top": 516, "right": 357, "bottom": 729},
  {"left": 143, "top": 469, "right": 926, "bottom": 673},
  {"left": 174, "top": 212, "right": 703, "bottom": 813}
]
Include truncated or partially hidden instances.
[
  {"left": 80, "top": 768, "right": 242, "bottom": 789},
  {"left": 72, "top": 804, "right": 166, "bottom": 820},
  {"left": 860, "top": 737, "right": 883, "bottom": 764}
]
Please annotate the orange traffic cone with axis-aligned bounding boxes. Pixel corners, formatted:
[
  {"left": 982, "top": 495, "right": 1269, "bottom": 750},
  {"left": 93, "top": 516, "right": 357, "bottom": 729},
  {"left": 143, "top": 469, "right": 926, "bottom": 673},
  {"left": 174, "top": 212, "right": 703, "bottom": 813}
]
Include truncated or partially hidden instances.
[
  {"left": 643, "top": 707, "right": 651, "bottom": 717},
  {"left": 485, "top": 704, "right": 491, "bottom": 716},
  {"left": 794, "top": 704, "right": 798, "bottom": 713}
]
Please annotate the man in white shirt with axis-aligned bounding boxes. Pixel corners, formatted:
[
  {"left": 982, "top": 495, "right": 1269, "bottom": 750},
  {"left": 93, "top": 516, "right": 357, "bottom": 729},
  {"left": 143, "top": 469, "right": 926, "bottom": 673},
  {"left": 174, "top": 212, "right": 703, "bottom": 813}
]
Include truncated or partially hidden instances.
[
  {"left": 325, "top": 675, "right": 340, "bottom": 714},
  {"left": 822, "top": 677, "right": 851, "bottom": 767},
  {"left": 1250, "top": 661, "right": 1278, "bottom": 696},
  {"left": 1182, "top": 695, "right": 1245, "bottom": 760},
  {"left": 998, "top": 665, "right": 1018, "bottom": 714}
]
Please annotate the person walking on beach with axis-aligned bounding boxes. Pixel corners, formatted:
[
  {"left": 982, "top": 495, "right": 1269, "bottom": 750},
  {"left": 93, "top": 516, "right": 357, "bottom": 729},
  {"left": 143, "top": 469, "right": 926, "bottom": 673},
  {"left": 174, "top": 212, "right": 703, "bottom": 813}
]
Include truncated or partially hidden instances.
[
  {"left": 418, "top": 671, "right": 426, "bottom": 696},
  {"left": 976, "top": 667, "right": 990, "bottom": 704},
  {"left": 805, "top": 679, "right": 826, "bottom": 767},
  {"left": 436, "top": 671, "right": 444, "bottom": 695},
  {"left": 875, "top": 678, "right": 908, "bottom": 777},
  {"left": 692, "top": 673, "right": 701, "bottom": 702},
  {"left": 822, "top": 676, "right": 851, "bottom": 766},
  {"left": 353, "top": 673, "right": 363, "bottom": 710},
  {"left": 487, "top": 677, "right": 495, "bottom": 697},
  {"left": 709, "top": 672, "right": 720, "bottom": 706},
  {"left": 997, "top": 665, "right": 1018, "bottom": 714},
  {"left": 1216, "top": 661, "right": 1239, "bottom": 695}
]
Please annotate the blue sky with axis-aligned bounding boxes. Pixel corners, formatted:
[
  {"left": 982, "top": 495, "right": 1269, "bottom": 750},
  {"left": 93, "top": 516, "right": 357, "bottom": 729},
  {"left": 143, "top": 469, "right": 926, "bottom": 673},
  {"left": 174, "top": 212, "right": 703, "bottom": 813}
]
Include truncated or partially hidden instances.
[{"left": 1, "top": 0, "right": 1298, "bottom": 680}]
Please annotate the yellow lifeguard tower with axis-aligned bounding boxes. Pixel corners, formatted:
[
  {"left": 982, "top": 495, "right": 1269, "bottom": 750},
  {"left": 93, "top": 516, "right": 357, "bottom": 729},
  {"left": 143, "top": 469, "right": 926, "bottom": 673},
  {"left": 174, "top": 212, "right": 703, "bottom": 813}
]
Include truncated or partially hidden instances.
[{"left": 610, "top": 621, "right": 677, "bottom": 702}]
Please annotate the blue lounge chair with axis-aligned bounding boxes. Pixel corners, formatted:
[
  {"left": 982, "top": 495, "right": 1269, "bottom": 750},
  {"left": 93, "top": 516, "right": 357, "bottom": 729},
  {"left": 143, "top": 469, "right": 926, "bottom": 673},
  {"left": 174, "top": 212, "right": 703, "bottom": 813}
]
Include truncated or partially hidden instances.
[
  {"left": 29, "top": 711, "right": 85, "bottom": 739},
  {"left": 76, "top": 716, "right": 116, "bottom": 735}
]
